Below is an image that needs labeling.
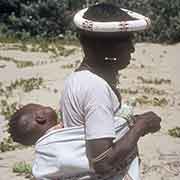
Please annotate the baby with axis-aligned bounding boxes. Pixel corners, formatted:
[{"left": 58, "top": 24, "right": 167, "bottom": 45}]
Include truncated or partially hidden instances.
[
  {"left": 9, "top": 103, "right": 139, "bottom": 180},
  {"left": 9, "top": 103, "right": 63, "bottom": 146}
]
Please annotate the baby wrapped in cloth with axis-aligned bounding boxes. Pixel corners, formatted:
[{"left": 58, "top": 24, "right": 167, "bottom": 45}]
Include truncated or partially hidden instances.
[{"left": 32, "top": 104, "right": 140, "bottom": 180}]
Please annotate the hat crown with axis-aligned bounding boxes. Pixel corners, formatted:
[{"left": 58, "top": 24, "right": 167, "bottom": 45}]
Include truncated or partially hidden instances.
[{"left": 83, "top": 3, "right": 135, "bottom": 22}]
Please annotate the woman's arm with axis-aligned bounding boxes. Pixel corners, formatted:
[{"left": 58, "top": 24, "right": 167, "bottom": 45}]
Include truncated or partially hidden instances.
[{"left": 86, "top": 111, "right": 161, "bottom": 175}]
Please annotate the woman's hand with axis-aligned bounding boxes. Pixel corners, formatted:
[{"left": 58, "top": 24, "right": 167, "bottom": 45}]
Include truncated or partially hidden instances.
[{"left": 134, "top": 111, "right": 161, "bottom": 136}]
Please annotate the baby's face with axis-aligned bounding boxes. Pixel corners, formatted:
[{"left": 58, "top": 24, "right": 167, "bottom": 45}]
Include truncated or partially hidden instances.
[{"left": 23, "top": 104, "right": 58, "bottom": 134}]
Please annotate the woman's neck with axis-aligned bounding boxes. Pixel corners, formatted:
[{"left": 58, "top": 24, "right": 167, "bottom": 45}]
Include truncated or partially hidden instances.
[{"left": 77, "top": 59, "right": 118, "bottom": 84}]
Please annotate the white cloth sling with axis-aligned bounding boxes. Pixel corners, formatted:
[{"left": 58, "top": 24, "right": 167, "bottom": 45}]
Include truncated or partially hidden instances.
[{"left": 32, "top": 116, "right": 140, "bottom": 180}]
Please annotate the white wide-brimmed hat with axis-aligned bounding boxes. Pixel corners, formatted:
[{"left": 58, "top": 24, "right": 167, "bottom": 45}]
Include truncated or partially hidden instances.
[{"left": 74, "top": 7, "right": 151, "bottom": 33}]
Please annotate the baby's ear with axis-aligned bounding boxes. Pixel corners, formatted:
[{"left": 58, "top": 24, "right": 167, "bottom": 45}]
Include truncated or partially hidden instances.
[{"left": 35, "top": 111, "right": 47, "bottom": 124}]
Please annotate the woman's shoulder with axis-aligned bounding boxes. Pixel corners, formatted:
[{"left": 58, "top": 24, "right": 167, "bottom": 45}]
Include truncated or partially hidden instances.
[{"left": 66, "top": 70, "right": 109, "bottom": 88}]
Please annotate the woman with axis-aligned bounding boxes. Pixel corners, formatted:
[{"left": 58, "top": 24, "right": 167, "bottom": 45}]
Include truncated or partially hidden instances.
[{"left": 60, "top": 3, "right": 161, "bottom": 180}]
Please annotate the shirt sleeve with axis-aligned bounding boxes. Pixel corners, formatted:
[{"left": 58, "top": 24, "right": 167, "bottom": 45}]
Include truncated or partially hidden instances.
[{"left": 83, "top": 79, "right": 116, "bottom": 140}]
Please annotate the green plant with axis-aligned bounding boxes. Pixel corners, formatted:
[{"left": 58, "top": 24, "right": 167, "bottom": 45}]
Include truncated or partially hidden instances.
[
  {"left": 0, "top": 55, "right": 33, "bottom": 68},
  {"left": 0, "top": 0, "right": 67, "bottom": 39},
  {"left": 61, "top": 63, "right": 74, "bottom": 69},
  {"left": 120, "top": 88, "right": 138, "bottom": 95},
  {"left": 168, "top": 127, "right": 180, "bottom": 138},
  {"left": 153, "top": 97, "right": 168, "bottom": 106},
  {"left": 0, "top": 77, "right": 44, "bottom": 98},
  {"left": 0, "top": 100, "right": 17, "bottom": 120},
  {"left": 143, "top": 87, "right": 167, "bottom": 95},
  {"left": 137, "top": 76, "right": 171, "bottom": 85},
  {"left": 114, "top": 0, "right": 180, "bottom": 43},
  {"left": 13, "top": 161, "right": 32, "bottom": 178},
  {"left": 10, "top": 77, "right": 44, "bottom": 93},
  {"left": 136, "top": 95, "right": 168, "bottom": 107},
  {"left": 0, "top": 136, "right": 23, "bottom": 152}
]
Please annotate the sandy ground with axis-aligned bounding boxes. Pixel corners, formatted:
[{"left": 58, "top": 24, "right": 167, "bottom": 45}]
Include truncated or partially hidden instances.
[{"left": 0, "top": 42, "right": 180, "bottom": 180}]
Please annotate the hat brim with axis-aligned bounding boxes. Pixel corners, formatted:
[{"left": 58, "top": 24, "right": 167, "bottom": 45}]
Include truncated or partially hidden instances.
[{"left": 74, "top": 8, "right": 151, "bottom": 33}]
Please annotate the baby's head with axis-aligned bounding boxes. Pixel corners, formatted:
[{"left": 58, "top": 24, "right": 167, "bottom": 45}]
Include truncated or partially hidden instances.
[{"left": 9, "top": 103, "right": 58, "bottom": 145}]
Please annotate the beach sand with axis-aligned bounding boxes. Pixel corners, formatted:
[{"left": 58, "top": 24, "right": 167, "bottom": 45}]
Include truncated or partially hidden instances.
[{"left": 0, "top": 42, "right": 179, "bottom": 180}]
